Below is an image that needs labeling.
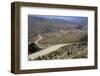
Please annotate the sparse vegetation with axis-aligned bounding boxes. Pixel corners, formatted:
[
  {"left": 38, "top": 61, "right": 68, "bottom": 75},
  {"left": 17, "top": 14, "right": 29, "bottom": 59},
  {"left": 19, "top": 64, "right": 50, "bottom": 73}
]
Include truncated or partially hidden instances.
[
  {"left": 28, "top": 43, "right": 41, "bottom": 54},
  {"left": 80, "top": 33, "right": 88, "bottom": 42},
  {"left": 38, "top": 31, "right": 87, "bottom": 48},
  {"left": 33, "top": 42, "right": 87, "bottom": 60},
  {"left": 28, "top": 15, "right": 88, "bottom": 60}
]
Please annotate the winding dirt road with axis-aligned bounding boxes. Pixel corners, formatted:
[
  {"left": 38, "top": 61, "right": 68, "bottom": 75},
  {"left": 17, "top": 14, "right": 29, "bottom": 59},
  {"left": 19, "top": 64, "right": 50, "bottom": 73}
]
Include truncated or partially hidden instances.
[
  {"left": 34, "top": 35, "right": 43, "bottom": 46},
  {"left": 29, "top": 43, "right": 72, "bottom": 60}
]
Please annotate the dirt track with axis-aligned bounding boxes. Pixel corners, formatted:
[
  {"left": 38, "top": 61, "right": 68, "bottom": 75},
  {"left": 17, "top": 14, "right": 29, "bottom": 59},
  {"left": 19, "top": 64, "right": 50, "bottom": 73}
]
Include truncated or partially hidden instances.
[{"left": 29, "top": 43, "right": 72, "bottom": 60}]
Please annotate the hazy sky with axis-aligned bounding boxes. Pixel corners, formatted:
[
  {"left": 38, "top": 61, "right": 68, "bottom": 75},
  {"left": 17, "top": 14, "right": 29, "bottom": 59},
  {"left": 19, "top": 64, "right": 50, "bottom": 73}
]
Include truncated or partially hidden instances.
[{"left": 28, "top": 15, "right": 88, "bottom": 26}]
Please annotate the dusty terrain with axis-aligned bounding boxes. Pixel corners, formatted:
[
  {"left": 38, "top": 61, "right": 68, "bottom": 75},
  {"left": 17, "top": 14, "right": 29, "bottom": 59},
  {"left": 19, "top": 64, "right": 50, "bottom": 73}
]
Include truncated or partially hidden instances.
[{"left": 29, "top": 42, "right": 87, "bottom": 60}]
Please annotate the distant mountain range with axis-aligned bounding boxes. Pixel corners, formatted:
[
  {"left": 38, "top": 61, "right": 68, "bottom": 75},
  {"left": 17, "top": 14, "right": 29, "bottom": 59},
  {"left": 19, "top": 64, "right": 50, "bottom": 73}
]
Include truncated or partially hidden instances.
[{"left": 28, "top": 15, "right": 88, "bottom": 41}]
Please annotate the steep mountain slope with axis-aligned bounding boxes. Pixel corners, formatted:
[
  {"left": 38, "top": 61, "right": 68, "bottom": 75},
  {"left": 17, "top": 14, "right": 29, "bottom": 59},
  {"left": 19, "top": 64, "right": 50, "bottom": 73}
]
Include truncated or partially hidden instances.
[{"left": 28, "top": 15, "right": 88, "bottom": 42}]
